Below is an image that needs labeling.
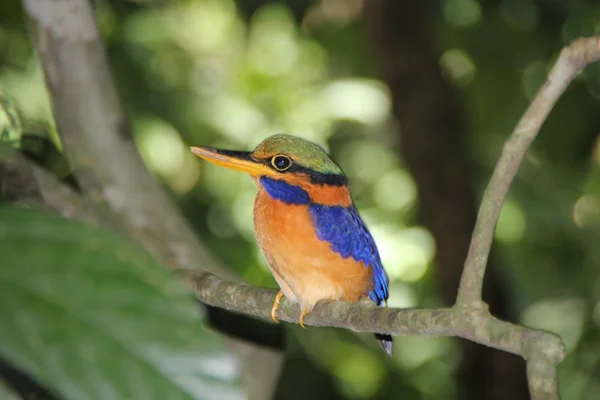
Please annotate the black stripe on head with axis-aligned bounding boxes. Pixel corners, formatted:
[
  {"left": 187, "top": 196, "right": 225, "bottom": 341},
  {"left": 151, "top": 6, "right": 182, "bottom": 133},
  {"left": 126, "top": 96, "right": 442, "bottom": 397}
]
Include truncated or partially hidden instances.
[{"left": 288, "top": 164, "right": 348, "bottom": 186}]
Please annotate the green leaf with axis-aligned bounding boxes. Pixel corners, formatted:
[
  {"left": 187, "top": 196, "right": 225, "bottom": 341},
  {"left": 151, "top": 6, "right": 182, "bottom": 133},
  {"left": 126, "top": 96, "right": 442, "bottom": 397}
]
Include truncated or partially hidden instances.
[{"left": 0, "top": 206, "right": 241, "bottom": 400}]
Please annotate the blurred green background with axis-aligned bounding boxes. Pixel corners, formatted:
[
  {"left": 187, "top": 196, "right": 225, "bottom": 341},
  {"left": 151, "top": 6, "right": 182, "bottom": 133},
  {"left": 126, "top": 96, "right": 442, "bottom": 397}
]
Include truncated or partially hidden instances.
[{"left": 1, "top": 0, "right": 600, "bottom": 399}]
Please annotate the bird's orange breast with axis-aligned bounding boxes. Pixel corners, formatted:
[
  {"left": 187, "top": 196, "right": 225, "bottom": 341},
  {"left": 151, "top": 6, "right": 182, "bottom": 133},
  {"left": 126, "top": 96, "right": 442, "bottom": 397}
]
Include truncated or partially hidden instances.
[{"left": 253, "top": 186, "right": 373, "bottom": 312}]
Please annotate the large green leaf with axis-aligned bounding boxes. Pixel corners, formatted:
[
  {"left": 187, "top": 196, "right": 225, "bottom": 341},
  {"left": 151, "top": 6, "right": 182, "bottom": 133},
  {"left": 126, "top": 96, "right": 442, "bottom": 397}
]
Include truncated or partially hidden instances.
[{"left": 0, "top": 207, "right": 241, "bottom": 400}]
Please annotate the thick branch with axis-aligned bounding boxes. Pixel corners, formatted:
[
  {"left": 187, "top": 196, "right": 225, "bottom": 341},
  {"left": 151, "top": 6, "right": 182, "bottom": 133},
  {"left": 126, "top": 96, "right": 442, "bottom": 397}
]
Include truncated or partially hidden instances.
[
  {"left": 23, "top": 0, "right": 235, "bottom": 281},
  {"left": 457, "top": 35, "right": 600, "bottom": 308},
  {"left": 188, "top": 271, "right": 565, "bottom": 361},
  {"left": 525, "top": 336, "right": 562, "bottom": 400}
]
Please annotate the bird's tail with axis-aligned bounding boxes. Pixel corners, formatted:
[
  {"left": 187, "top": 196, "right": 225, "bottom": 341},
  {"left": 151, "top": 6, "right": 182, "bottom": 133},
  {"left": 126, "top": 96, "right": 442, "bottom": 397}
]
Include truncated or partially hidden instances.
[{"left": 374, "top": 333, "right": 393, "bottom": 356}]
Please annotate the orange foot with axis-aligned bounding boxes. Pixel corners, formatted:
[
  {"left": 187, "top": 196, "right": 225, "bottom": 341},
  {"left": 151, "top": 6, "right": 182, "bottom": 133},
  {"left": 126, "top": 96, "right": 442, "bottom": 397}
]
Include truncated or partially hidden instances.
[{"left": 271, "top": 291, "right": 284, "bottom": 323}]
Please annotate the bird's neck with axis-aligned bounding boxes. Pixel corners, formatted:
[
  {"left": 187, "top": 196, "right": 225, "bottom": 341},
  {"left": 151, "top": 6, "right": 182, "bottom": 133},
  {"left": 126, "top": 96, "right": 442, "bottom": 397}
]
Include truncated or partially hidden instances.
[{"left": 258, "top": 176, "right": 352, "bottom": 207}]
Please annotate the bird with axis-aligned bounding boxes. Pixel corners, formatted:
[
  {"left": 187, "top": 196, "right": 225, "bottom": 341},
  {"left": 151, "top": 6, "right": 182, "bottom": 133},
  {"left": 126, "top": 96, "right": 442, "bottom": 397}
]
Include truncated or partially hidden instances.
[{"left": 190, "top": 134, "right": 393, "bottom": 355}]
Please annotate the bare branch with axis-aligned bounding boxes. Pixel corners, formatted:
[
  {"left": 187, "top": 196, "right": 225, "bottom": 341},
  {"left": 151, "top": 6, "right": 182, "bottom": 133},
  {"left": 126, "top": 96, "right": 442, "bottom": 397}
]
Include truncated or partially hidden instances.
[
  {"left": 24, "top": 0, "right": 236, "bottom": 281},
  {"left": 525, "top": 335, "right": 563, "bottom": 400},
  {"left": 187, "top": 271, "right": 565, "bottom": 362},
  {"left": 457, "top": 34, "right": 600, "bottom": 309}
]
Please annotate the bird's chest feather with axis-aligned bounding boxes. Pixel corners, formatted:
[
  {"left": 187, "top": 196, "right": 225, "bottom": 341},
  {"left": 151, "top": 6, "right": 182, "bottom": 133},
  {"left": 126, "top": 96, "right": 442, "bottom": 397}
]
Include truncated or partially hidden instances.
[{"left": 253, "top": 183, "right": 372, "bottom": 307}]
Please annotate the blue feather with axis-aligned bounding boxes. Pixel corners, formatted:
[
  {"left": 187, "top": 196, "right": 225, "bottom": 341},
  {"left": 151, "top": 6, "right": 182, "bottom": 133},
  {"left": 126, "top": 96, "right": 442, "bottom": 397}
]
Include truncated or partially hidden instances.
[
  {"left": 309, "top": 204, "right": 389, "bottom": 306},
  {"left": 260, "top": 177, "right": 311, "bottom": 205}
]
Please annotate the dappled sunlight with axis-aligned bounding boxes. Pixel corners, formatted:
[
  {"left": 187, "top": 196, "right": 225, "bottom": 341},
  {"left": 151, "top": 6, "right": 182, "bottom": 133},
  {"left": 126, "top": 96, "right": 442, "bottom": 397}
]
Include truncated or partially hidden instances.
[
  {"left": 440, "top": 48, "right": 477, "bottom": 87},
  {"left": 521, "top": 297, "right": 587, "bottom": 351},
  {"left": 137, "top": 118, "right": 183, "bottom": 175},
  {"left": 202, "top": 158, "right": 253, "bottom": 201},
  {"left": 122, "top": 8, "right": 170, "bottom": 46},
  {"left": 246, "top": 5, "right": 300, "bottom": 76},
  {"left": 394, "top": 336, "right": 459, "bottom": 373},
  {"left": 201, "top": 93, "right": 268, "bottom": 143},
  {"left": 521, "top": 60, "right": 548, "bottom": 100},
  {"left": 495, "top": 198, "right": 527, "bottom": 244},
  {"left": 0, "top": 63, "right": 52, "bottom": 122},
  {"left": 163, "top": 0, "right": 242, "bottom": 57},
  {"left": 136, "top": 117, "right": 200, "bottom": 194},
  {"left": 302, "top": 0, "right": 364, "bottom": 30},
  {"left": 444, "top": 0, "right": 481, "bottom": 28},
  {"left": 333, "top": 345, "right": 386, "bottom": 399},
  {"left": 386, "top": 282, "right": 417, "bottom": 308},
  {"left": 338, "top": 141, "right": 398, "bottom": 183},
  {"left": 368, "top": 223, "right": 435, "bottom": 283},
  {"left": 321, "top": 79, "right": 391, "bottom": 125},
  {"left": 232, "top": 190, "right": 259, "bottom": 241},
  {"left": 283, "top": 91, "right": 332, "bottom": 143},
  {"left": 411, "top": 358, "right": 456, "bottom": 397},
  {"left": 573, "top": 194, "right": 600, "bottom": 228},
  {"left": 373, "top": 169, "right": 417, "bottom": 212}
]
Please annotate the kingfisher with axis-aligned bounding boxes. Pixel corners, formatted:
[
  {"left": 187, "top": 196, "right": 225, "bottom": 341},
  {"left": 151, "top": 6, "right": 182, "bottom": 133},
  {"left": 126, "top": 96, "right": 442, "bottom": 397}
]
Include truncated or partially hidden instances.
[{"left": 190, "top": 134, "right": 393, "bottom": 355}]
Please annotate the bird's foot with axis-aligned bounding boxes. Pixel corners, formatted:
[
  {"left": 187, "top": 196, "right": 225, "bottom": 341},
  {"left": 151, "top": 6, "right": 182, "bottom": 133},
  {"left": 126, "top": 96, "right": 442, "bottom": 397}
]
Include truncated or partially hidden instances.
[
  {"left": 299, "top": 309, "right": 309, "bottom": 329},
  {"left": 271, "top": 291, "right": 284, "bottom": 323}
]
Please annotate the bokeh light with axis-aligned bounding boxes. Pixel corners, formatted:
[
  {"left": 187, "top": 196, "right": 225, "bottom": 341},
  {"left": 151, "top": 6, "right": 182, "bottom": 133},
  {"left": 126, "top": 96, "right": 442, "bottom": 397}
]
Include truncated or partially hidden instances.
[
  {"left": 521, "top": 297, "right": 587, "bottom": 351},
  {"left": 444, "top": 0, "right": 482, "bottom": 28},
  {"left": 440, "top": 48, "right": 477, "bottom": 87},
  {"left": 495, "top": 198, "right": 526, "bottom": 244},
  {"left": 373, "top": 169, "right": 417, "bottom": 212},
  {"left": 521, "top": 60, "right": 548, "bottom": 100},
  {"left": 573, "top": 194, "right": 600, "bottom": 228}
]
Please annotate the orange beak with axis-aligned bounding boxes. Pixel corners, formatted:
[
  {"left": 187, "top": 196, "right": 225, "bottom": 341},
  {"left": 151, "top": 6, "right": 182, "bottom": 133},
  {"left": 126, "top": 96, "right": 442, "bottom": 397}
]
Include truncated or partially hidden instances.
[{"left": 190, "top": 146, "right": 273, "bottom": 177}]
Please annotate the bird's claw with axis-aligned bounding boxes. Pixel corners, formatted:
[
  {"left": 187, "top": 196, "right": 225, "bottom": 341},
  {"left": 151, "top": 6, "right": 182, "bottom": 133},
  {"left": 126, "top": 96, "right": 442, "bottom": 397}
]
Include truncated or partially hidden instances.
[
  {"left": 271, "top": 291, "right": 310, "bottom": 329},
  {"left": 299, "top": 309, "right": 309, "bottom": 329},
  {"left": 271, "top": 291, "right": 284, "bottom": 323}
]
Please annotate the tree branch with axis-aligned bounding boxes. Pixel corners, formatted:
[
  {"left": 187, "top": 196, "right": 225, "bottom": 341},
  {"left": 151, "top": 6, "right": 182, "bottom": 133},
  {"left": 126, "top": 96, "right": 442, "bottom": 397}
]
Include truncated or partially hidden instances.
[
  {"left": 457, "top": 34, "right": 600, "bottom": 309},
  {"left": 23, "top": 0, "right": 236, "bottom": 281},
  {"left": 186, "top": 271, "right": 564, "bottom": 362}
]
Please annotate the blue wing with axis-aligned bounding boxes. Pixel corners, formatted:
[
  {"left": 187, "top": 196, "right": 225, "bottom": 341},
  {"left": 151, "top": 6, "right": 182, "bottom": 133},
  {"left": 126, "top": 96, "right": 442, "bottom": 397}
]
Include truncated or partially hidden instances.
[{"left": 308, "top": 204, "right": 389, "bottom": 306}]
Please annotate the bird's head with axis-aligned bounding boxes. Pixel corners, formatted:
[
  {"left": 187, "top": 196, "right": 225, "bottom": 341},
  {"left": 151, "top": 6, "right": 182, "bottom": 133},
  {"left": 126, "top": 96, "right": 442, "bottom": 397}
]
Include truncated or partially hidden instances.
[{"left": 190, "top": 134, "right": 351, "bottom": 205}]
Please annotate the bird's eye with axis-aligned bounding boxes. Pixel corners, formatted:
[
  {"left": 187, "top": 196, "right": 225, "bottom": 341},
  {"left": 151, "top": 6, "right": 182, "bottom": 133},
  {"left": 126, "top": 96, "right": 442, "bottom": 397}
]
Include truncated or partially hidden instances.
[{"left": 271, "top": 155, "right": 292, "bottom": 171}]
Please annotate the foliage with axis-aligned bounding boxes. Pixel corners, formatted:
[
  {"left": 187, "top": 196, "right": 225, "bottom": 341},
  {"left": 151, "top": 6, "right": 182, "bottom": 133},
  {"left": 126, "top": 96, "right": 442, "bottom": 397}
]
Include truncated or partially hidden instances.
[{"left": 0, "top": 207, "right": 241, "bottom": 399}]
